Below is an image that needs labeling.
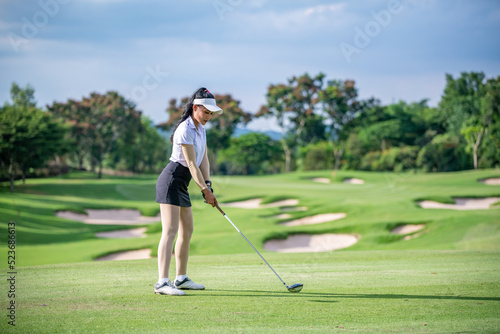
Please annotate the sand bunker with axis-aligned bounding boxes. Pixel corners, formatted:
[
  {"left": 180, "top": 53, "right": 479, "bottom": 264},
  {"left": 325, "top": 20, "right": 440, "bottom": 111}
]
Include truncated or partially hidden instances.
[
  {"left": 391, "top": 224, "right": 425, "bottom": 235},
  {"left": 343, "top": 178, "right": 364, "bottom": 184},
  {"left": 419, "top": 197, "right": 500, "bottom": 210},
  {"left": 95, "top": 227, "right": 147, "bottom": 239},
  {"left": 311, "top": 178, "right": 331, "bottom": 184},
  {"left": 281, "top": 213, "right": 347, "bottom": 227},
  {"left": 479, "top": 178, "right": 500, "bottom": 185},
  {"left": 94, "top": 248, "right": 151, "bottom": 261},
  {"left": 264, "top": 234, "right": 358, "bottom": 253},
  {"left": 223, "top": 198, "right": 299, "bottom": 209},
  {"left": 272, "top": 213, "right": 293, "bottom": 219},
  {"left": 56, "top": 209, "right": 160, "bottom": 225},
  {"left": 223, "top": 198, "right": 262, "bottom": 208}
]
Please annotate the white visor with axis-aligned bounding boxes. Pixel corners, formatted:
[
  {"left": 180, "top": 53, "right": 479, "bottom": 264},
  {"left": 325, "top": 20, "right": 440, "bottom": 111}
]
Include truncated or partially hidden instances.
[{"left": 193, "top": 98, "right": 223, "bottom": 114}]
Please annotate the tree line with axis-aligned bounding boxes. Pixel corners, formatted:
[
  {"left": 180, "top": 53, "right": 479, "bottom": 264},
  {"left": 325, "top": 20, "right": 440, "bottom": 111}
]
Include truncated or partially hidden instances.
[
  {"left": 218, "top": 71, "right": 498, "bottom": 175},
  {"left": 254, "top": 71, "right": 499, "bottom": 174},
  {"left": 0, "top": 84, "right": 168, "bottom": 192},
  {"left": 1, "top": 71, "right": 499, "bottom": 192}
]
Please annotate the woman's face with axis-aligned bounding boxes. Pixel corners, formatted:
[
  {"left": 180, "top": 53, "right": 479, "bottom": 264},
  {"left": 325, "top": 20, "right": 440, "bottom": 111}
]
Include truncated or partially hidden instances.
[{"left": 193, "top": 105, "right": 214, "bottom": 126}]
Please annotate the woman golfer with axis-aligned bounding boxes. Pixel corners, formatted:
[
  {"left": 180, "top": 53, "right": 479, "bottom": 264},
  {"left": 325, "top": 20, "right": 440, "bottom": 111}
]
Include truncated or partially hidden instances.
[{"left": 154, "top": 87, "right": 221, "bottom": 296}]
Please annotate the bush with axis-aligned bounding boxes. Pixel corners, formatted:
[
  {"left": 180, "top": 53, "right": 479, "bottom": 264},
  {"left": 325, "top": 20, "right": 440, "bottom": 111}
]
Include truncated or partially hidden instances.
[
  {"left": 298, "top": 141, "right": 334, "bottom": 171},
  {"left": 359, "top": 146, "right": 419, "bottom": 171},
  {"left": 417, "top": 134, "right": 471, "bottom": 171},
  {"left": 218, "top": 133, "right": 283, "bottom": 175},
  {"left": 343, "top": 133, "right": 365, "bottom": 170}
]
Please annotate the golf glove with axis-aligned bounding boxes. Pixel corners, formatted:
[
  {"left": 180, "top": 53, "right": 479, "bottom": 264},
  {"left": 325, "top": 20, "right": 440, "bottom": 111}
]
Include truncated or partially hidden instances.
[{"left": 202, "top": 180, "right": 213, "bottom": 203}]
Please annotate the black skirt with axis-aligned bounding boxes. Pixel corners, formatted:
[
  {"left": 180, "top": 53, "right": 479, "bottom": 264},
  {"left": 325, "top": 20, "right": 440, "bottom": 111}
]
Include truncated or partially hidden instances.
[{"left": 156, "top": 161, "right": 192, "bottom": 207}]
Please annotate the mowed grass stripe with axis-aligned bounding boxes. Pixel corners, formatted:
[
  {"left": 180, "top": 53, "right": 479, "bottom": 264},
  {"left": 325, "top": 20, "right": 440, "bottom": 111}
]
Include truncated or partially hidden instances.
[
  {"left": 1, "top": 169, "right": 500, "bottom": 266},
  {"left": 1, "top": 250, "right": 499, "bottom": 333}
]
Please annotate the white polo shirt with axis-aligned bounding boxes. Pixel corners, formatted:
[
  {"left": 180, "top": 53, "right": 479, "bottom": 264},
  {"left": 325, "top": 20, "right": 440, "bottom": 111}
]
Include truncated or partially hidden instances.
[{"left": 170, "top": 116, "right": 206, "bottom": 167}]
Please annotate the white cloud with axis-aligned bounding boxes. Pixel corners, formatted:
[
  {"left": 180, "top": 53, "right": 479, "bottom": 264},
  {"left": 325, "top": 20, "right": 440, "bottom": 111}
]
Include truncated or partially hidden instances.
[
  {"left": 1, "top": 0, "right": 499, "bottom": 127},
  {"left": 304, "top": 3, "right": 345, "bottom": 16},
  {"left": 226, "top": 2, "right": 349, "bottom": 34}
]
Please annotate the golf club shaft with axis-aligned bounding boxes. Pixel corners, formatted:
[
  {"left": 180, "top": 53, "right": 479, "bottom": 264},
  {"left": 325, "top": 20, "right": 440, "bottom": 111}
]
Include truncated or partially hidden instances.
[{"left": 215, "top": 203, "right": 288, "bottom": 288}]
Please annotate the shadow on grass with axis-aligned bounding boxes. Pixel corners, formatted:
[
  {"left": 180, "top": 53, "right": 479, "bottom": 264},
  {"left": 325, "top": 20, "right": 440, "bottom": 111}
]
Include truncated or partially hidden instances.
[{"left": 203, "top": 289, "right": 500, "bottom": 302}]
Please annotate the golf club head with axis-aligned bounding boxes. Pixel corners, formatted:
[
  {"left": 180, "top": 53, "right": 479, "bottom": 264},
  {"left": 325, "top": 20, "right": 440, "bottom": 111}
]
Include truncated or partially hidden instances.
[{"left": 287, "top": 283, "right": 303, "bottom": 293}]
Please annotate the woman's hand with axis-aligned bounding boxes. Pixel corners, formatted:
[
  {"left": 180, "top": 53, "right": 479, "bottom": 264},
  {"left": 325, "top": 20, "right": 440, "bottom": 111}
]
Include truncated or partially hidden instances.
[{"left": 202, "top": 188, "right": 217, "bottom": 207}]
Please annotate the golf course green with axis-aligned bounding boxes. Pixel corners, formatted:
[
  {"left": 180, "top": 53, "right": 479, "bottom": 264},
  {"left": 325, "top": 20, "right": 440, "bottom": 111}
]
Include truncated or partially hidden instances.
[{"left": 1, "top": 169, "right": 499, "bottom": 332}]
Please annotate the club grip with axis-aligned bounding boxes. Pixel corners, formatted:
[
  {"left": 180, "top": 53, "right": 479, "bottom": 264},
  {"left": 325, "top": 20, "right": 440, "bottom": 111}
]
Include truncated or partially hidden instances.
[{"left": 214, "top": 203, "right": 225, "bottom": 216}]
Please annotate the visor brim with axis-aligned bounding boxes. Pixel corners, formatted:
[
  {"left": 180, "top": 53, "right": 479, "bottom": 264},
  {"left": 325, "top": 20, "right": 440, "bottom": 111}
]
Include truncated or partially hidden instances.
[{"left": 193, "top": 98, "right": 223, "bottom": 113}]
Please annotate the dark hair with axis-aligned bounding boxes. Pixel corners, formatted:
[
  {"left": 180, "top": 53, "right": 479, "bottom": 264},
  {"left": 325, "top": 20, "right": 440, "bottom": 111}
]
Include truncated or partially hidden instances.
[{"left": 170, "top": 87, "right": 214, "bottom": 143}]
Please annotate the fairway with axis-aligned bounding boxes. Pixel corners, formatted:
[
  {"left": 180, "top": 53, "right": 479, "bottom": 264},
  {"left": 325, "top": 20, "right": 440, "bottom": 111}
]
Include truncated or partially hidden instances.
[
  {"left": 1, "top": 169, "right": 500, "bottom": 266},
  {"left": 1, "top": 169, "right": 500, "bottom": 332},
  {"left": 2, "top": 251, "right": 500, "bottom": 333}
]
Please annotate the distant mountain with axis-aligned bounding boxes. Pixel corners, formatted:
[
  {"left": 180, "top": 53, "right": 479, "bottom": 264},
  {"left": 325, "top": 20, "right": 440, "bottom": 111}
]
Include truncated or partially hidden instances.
[
  {"left": 157, "top": 128, "right": 172, "bottom": 141},
  {"left": 157, "top": 125, "right": 282, "bottom": 141},
  {"left": 233, "top": 128, "right": 282, "bottom": 140}
]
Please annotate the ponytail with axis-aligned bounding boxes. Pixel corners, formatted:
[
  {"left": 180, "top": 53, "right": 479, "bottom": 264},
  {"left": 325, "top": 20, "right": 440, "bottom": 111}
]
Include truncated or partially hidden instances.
[{"left": 170, "top": 87, "right": 213, "bottom": 143}]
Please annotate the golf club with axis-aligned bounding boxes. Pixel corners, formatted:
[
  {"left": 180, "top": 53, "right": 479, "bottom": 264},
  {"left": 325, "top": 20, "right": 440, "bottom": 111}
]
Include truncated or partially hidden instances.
[{"left": 214, "top": 203, "right": 303, "bottom": 293}]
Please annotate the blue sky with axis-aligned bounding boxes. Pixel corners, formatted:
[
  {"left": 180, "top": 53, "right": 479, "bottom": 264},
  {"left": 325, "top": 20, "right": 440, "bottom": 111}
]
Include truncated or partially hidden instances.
[{"left": 1, "top": 0, "right": 499, "bottom": 130}]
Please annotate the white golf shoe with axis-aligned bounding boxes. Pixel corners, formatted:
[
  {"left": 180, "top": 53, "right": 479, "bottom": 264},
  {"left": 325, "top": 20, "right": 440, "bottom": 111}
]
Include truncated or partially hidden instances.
[
  {"left": 174, "top": 277, "right": 205, "bottom": 290},
  {"left": 154, "top": 280, "right": 186, "bottom": 296}
]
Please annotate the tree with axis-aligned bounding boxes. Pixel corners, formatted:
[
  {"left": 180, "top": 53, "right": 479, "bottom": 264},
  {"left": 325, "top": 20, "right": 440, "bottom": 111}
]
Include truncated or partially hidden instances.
[
  {"left": 298, "top": 113, "right": 327, "bottom": 144},
  {"left": 86, "top": 92, "right": 143, "bottom": 178},
  {"left": 129, "top": 116, "right": 168, "bottom": 172},
  {"left": 479, "top": 76, "right": 500, "bottom": 167},
  {"left": 359, "top": 119, "right": 402, "bottom": 151},
  {"left": 345, "top": 99, "right": 449, "bottom": 172},
  {"left": 439, "top": 72, "right": 486, "bottom": 135},
  {"left": 48, "top": 91, "right": 143, "bottom": 178},
  {"left": 218, "top": 133, "right": 283, "bottom": 175},
  {"left": 48, "top": 99, "right": 90, "bottom": 169},
  {"left": 207, "top": 94, "right": 252, "bottom": 172},
  {"left": 298, "top": 141, "right": 334, "bottom": 171},
  {"left": 10, "top": 82, "right": 36, "bottom": 108},
  {"left": 158, "top": 97, "right": 187, "bottom": 131},
  {"left": 1, "top": 83, "right": 67, "bottom": 192},
  {"left": 417, "top": 133, "right": 471, "bottom": 172},
  {"left": 107, "top": 111, "right": 146, "bottom": 173},
  {"left": 439, "top": 72, "right": 499, "bottom": 169},
  {"left": 258, "top": 73, "right": 325, "bottom": 172},
  {"left": 461, "top": 120, "right": 484, "bottom": 170},
  {"left": 319, "top": 79, "right": 372, "bottom": 170},
  {"left": 356, "top": 101, "right": 436, "bottom": 151}
]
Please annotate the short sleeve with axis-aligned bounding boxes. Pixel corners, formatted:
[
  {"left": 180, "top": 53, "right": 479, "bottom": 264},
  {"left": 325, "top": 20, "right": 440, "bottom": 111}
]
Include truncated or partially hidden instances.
[{"left": 174, "top": 122, "right": 194, "bottom": 145}]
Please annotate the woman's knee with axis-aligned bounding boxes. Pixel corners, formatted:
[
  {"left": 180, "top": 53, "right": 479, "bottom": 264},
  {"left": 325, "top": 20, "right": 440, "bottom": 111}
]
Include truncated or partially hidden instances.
[
  {"left": 180, "top": 225, "right": 193, "bottom": 239},
  {"left": 163, "top": 225, "right": 178, "bottom": 239},
  {"left": 160, "top": 205, "right": 180, "bottom": 238},
  {"left": 179, "top": 208, "right": 194, "bottom": 236}
]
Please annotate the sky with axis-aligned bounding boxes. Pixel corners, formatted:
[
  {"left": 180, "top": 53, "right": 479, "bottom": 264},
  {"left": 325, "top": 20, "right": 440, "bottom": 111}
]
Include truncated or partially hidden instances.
[{"left": 1, "top": 0, "right": 499, "bottom": 131}]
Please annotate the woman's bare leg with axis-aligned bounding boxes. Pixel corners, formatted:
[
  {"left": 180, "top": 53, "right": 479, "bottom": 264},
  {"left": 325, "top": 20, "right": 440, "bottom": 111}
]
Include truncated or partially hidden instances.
[
  {"left": 157, "top": 204, "right": 180, "bottom": 280},
  {"left": 175, "top": 206, "right": 194, "bottom": 276}
]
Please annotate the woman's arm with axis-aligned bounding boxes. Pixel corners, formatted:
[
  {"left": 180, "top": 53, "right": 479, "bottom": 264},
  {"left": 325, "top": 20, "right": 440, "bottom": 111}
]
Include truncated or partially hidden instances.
[
  {"left": 181, "top": 144, "right": 207, "bottom": 190},
  {"left": 181, "top": 144, "right": 217, "bottom": 206},
  {"left": 199, "top": 144, "right": 210, "bottom": 182}
]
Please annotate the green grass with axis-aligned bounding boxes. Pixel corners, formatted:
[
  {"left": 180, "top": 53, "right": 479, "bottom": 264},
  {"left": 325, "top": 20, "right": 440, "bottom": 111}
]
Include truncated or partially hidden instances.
[
  {"left": 1, "top": 169, "right": 500, "bottom": 332},
  {"left": 1, "top": 250, "right": 499, "bottom": 333},
  {"left": 1, "top": 169, "right": 500, "bottom": 266}
]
